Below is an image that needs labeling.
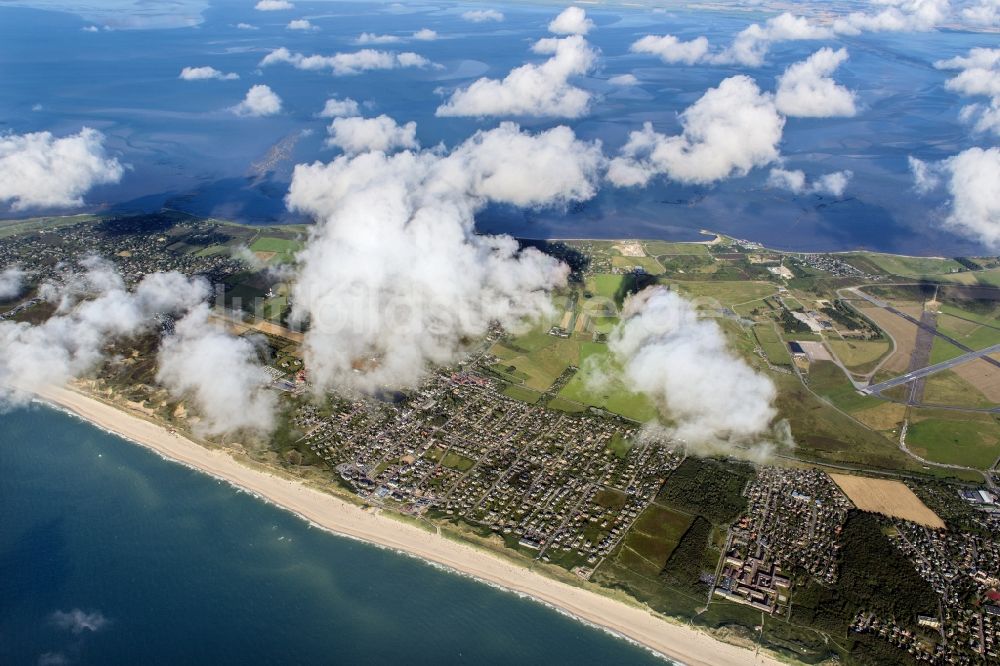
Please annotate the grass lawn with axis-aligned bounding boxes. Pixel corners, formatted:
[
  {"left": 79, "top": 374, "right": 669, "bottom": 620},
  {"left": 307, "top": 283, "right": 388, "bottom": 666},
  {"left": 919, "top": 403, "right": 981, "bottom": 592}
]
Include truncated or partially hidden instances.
[
  {"left": 670, "top": 280, "right": 776, "bottom": 307},
  {"left": 441, "top": 451, "right": 476, "bottom": 472},
  {"left": 611, "top": 255, "right": 664, "bottom": 274},
  {"left": 557, "top": 348, "right": 659, "bottom": 422},
  {"left": 753, "top": 324, "right": 791, "bottom": 365},
  {"left": 857, "top": 253, "right": 965, "bottom": 278},
  {"left": 643, "top": 241, "right": 711, "bottom": 256},
  {"left": 489, "top": 332, "right": 580, "bottom": 392},
  {"left": 250, "top": 236, "right": 304, "bottom": 263},
  {"left": 502, "top": 384, "right": 543, "bottom": 404},
  {"left": 827, "top": 338, "right": 891, "bottom": 373},
  {"left": 921, "top": 371, "right": 992, "bottom": 408},
  {"left": 907, "top": 412, "right": 1000, "bottom": 469}
]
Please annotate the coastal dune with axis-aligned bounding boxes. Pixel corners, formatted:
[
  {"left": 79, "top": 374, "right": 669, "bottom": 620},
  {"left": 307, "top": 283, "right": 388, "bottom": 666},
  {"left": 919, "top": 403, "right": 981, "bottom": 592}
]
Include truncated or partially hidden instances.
[{"left": 32, "top": 384, "right": 781, "bottom": 666}]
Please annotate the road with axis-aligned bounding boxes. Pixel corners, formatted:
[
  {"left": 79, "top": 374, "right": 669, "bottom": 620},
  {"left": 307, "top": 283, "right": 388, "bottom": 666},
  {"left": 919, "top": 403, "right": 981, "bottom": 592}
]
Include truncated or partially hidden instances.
[{"left": 860, "top": 342, "right": 1000, "bottom": 396}]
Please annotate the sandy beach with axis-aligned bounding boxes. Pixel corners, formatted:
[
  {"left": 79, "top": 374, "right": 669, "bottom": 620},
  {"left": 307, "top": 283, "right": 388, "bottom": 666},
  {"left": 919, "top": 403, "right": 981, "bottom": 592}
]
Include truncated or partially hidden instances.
[{"left": 30, "top": 384, "right": 782, "bottom": 666}]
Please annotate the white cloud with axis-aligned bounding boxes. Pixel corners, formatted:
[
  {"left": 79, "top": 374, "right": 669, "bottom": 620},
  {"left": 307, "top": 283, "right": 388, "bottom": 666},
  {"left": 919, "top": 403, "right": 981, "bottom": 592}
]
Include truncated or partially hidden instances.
[
  {"left": 357, "top": 32, "right": 401, "bottom": 44},
  {"left": 51, "top": 610, "right": 109, "bottom": 635},
  {"left": 768, "top": 167, "right": 853, "bottom": 195},
  {"left": 608, "top": 75, "right": 784, "bottom": 187},
  {"left": 774, "top": 48, "right": 857, "bottom": 118},
  {"left": 288, "top": 19, "right": 317, "bottom": 31},
  {"left": 461, "top": 9, "right": 504, "bottom": 22},
  {"left": 284, "top": 122, "right": 603, "bottom": 392},
  {"left": 82, "top": 25, "right": 99, "bottom": 32},
  {"left": 606, "top": 287, "right": 779, "bottom": 456},
  {"left": 231, "top": 84, "right": 282, "bottom": 117},
  {"left": 325, "top": 115, "right": 419, "bottom": 154},
  {"left": 629, "top": 34, "right": 710, "bottom": 65},
  {"left": 548, "top": 6, "right": 594, "bottom": 35},
  {"left": 962, "top": 0, "right": 1000, "bottom": 26},
  {"left": 717, "top": 12, "right": 833, "bottom": 67},
  {"left": 436, "top": 35, "right": 596, "bottom": 118},
  {"left": 609, "top": 73, "right": 639, "bottom": 86},
  {"left": 236, "top": 22, "right": 258, "bottom": 30},
  {"left": 260, "top": 47, "right": 433, "bottom": 75},
  {"left": 0, "top": 266, "right": 25, "bottom": 300},
  {"left": 629, "top": 13, "right": 832, "bottom": 68},
  {"left": 0, "top": 260, "right": 208, "bottom": 405},
  {"left": 413, "top": 28, "right": 438, "bottom": 40},
  {"left": 910, "top": 148, "right": 1000, "bottom": 248},
  {"left": 833, "top": 0, "right": 950, "bottom": 34},
  {"left": 255, "top": 0, "right": 293, "bottom": 10},
  {"left": 156, "top": 304, "right": 277, "bottom": 437},
  {"left": 0, "top": 128, "right": 124, "bottom": 211},
  {"left": 179, "top": 66, "right": 239, "bottom": 81},
  {"left": 935, "top": 47, "right": 1000, "bottom": 136},
  {"left": 318, "top": 97, "right": 361, "bottom": 118}
]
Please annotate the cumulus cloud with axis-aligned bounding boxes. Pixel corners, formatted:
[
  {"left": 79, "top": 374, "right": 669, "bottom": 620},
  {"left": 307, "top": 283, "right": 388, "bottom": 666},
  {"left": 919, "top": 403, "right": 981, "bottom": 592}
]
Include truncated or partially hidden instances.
[
  {"left": 0, "top": 128, "right": 124, "bottom": 211},
  {"left": 718, "top": 13, "right": 833, "bottom": 67},
  {"left": 260, "top": 47, "right": 433, "bottom": 75},
  {"left": 935, "top": 47, "right": 1000, "bottom": 136},
  {"left": 255, "top": 0, "right": 293, "bottom": 10},
  {"left": 609, "top": 73, "right": 639, "bottom": 86},
  {"left": 231, "top": 84, "right": 282, "bottom": 117},
  {"left": 318, "top": 96, "right": 361, "bottom": 118},
  {"left": 462, "top": 9, "right": 504, "bottom": 22},
  {"left": 156, "top": 304, "right": 277, "bottom": 437},
  {"left": 548, "top": 6, "right": 594, "bottom": 35},
  {"left": 608, "top": 75, "right": 784, "bottom": 187},
  {"left": 326, "top": 115, "right": 418, "bottom": 154},
  {"left": 0, "top": 260, "right": 208, "bottom": 405},
  {"left": 413, "top": 28, "right": 438, "bottom": 40},
  {"left": 909, "top": 148, "right": 1000, "bottom": 248},
  {"left": 288, "top": 19, "right": 317, "bottom": 30},
  {"left": 285, "top": 122, "right": 603, "bottom": 392},
  {"left": 774, "top": 48, "right": 857, "bottom": 118},
  {"left": 82, "top": 25, "right": 99, "bottom": 32},
  {"left": 0, "top": 266, "right": 26, "bottom": 300},
  {"left": 357, "top": 32, "right": 401, "bottom": 44},
  {"left": 606, "top": 287, "right": 779, "bottom": 457},
  {"left": 436, "top": 35, "right": 596, "bottom": 118},
  {"left": 179, "top": 66, "right": 239, "bottom": 81},
  {"left": 51, "top": 609, "right": 110, "bottom": 635},
  {"left": 833, "top": 0, "right": 949, "bottom": 34},
  {"left": 236, "top": 22, "right": 258, "bottom": 30},
  {"left": 962, "top": 0, "right": 1000, "bottom": 26},
  {"left": 630, "top": 13, "right": 831, "bottom": 68},
  {"left": 768, "top": 167, "right": 853, "bottom": 195},
  {"left": 630, "top": 34, "right": 710, "bottom": 65}
]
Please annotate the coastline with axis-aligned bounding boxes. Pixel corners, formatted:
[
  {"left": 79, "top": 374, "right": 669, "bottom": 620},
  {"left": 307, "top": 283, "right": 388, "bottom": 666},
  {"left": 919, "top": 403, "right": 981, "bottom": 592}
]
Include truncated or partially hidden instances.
[{"left": 29, "top": 383, "right": 783, "bottom": 666}]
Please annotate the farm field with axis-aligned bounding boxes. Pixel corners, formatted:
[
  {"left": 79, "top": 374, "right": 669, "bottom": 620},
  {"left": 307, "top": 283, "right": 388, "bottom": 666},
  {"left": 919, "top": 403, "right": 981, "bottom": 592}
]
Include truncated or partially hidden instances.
[
  {"left": 850, "top": 302, "right": 918, "bottom": 374},
  {"left": 854, "top": 253, "right": 965, "bottom": 279},
  {"left": 642, "top": 240, "right": 712, "bottom": 256},
  {"left": 830, "top": 474, "right": 945, "bottom": 528},
  {"left": 753, "top": 324, "right": 791, "bottom": 366},
  {"left": 489, "top": 331, "right": 580, "bottom": 392},
  {"left": 921, "top": 371, "right": 992, "bottom": 408},
  {"left": 906, "top": 411, "right": 1000, "bottom": 470}
]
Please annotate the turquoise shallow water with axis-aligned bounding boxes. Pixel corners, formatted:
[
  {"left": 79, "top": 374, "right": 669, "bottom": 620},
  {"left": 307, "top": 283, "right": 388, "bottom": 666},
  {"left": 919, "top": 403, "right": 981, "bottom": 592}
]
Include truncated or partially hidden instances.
[{"left": 0, "top": 404, "right": 669, "bottom": 665}]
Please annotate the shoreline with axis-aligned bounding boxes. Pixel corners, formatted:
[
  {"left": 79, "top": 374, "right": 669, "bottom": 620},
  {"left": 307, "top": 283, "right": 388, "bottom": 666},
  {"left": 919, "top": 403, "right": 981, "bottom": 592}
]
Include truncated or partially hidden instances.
[{"left": 29, "top": 383, "right": 782, "bottom": 666}]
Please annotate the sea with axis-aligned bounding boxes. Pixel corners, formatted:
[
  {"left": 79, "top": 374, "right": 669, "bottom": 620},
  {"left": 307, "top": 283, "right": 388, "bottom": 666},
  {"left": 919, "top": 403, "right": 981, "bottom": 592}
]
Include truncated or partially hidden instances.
[
  {"left": 0, "top": 404, "right": 670, "bottom": 665},
  {"left": 0, "top": 0, "right": 997, "bottom": 255}
]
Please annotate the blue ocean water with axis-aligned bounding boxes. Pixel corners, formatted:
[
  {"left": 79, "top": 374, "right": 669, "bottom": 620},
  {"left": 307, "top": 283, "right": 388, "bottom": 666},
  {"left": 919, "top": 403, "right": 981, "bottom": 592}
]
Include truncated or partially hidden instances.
[
  {"left": 0, "top": 404, "right": 669, "bottom": 665},
  {"left": 0, "top": 1, "right": 995, "bottom": 252}
]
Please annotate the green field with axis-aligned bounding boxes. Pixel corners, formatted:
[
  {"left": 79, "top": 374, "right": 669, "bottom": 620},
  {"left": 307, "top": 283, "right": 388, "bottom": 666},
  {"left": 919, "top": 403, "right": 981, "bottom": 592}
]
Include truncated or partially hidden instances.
[
  {"left": 502, "top": 383, "right": 543, "bottom": 404},
  {"left": 907, "top": 412, "right": 1000, "bottom": 469},
  {"left": 250, "top": 236, "right": 304, "bottom": 263},
  {"left": 921, "top": 371, "right": 992, "bottom": 408},
  {"left": 669, "top": 280, "right": 776, "bottom": 307},
  {"left": 0, "top": 214, "right": 99, "bottom": 239},
  {"left": 643, "top": 241, "right": 712, "bottom": 256},
  {"left": 827, "top": 338, "right": 891, "bottom": 373},
  {"left": 611, "top": 255, "right": 664, "bottom": 274},
  {"left": 556, "top": 345, "right": 659, "bottom": 422},
  {"left": 753, "top": 324, "right": 791, "bottom": 366},
  {"left": 490, "top": 331, "right": 580, "bottom": 392},
  {"left": 441, "top": 451, "right": 476, "bottom": 472},
  {"left": 855, "top": 253, "right": 966, "bottom": 278}
]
